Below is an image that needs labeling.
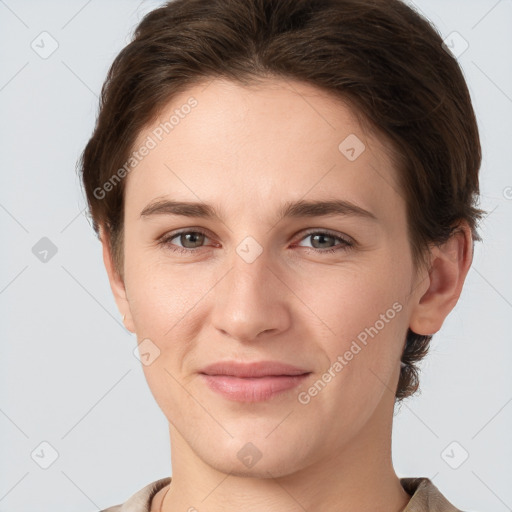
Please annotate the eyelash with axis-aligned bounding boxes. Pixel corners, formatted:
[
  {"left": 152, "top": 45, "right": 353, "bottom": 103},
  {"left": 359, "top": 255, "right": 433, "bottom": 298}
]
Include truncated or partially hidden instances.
[{"left": 158, "top": 228, "right": 354, "bottom": 256}]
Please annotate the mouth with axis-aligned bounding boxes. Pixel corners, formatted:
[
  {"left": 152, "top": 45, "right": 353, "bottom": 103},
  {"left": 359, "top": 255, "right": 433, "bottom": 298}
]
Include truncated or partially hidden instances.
[
  {"left": 198, "top": 360, "right": 312, "bottom": 402},
  {"left": 199, "top": 360, "right": 311, "bottom": 378}
]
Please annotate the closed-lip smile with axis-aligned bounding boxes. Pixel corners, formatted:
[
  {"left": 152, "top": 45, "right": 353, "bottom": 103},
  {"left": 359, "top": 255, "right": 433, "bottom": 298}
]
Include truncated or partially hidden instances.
[{"left": 199, "top": 360, "right": 312, "bottom": 402}]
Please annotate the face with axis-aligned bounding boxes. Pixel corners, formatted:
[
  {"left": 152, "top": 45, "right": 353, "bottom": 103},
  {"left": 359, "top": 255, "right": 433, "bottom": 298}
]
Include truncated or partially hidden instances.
[{"left": 108, "top": 78, "right": 430, "bottom": 477}]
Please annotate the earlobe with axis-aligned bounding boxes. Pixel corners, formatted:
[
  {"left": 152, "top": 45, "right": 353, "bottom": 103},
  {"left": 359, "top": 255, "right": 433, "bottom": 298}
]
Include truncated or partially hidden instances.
[
  {"left": 99, "top": 226, "right": 135, "bottom": 333},
  {"left": 409, "top": 222, "right": 473, "bottom": 336}
]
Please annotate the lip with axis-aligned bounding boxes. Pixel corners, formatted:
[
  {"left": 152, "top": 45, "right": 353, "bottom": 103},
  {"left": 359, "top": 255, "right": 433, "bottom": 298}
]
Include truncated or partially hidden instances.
[{"left": 199, "top": 361, "right": 311, "bottom": 402}]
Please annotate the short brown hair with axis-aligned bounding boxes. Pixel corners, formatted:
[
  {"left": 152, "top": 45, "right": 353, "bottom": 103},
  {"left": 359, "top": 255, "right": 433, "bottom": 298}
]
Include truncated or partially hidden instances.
[{"left": 78, "top": 0, "right": 485, "bottom": 401}]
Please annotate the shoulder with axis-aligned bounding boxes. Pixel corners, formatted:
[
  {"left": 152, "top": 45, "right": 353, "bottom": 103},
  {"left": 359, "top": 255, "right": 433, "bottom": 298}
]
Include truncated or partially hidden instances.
[
  {"left": 401, "top": 477, "right": 465, "bottom": 512},
  {"left": 97, "top": 477, "right": 172, "bottom": 512}
]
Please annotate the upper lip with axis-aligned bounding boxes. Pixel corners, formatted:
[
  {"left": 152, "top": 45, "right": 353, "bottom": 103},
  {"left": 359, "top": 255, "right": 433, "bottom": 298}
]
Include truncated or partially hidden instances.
[{"left": 199, "top": 360, "right": 311, "bottom": 378}]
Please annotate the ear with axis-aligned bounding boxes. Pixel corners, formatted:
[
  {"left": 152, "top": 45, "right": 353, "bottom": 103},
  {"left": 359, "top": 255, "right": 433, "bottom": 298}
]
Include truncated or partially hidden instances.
[
  {"left": 99, "top": 225, "right": 136, "bottom": 333},
  {"left": 409, "top": 221, "right": 474, "bottom": 336}
]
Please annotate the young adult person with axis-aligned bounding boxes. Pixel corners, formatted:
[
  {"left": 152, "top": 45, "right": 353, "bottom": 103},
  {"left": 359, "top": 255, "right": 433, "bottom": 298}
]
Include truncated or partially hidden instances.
[{"left": 79, "top": 1, "right": 484, "bottom": 510}]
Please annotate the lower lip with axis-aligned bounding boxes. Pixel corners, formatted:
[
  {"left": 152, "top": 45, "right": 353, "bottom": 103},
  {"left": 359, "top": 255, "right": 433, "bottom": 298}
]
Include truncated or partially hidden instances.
[{"left": 200, "top": 373, "right": 311, "bottom": 402}]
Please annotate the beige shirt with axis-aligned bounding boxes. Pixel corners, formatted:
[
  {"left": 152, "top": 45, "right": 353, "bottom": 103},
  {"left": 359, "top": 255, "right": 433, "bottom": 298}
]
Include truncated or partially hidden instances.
[{"left": 100, "top": 476, "right": 464, "bottom": 511}]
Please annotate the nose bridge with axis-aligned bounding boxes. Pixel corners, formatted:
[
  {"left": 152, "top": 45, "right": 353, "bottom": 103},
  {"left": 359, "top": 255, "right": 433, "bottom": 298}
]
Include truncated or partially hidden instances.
[
  {"left": 229, "top": 242, "right": 270, "bottom": 299},
  {"left": 228, "top": 241, "right": 274, "bottom": 308}
]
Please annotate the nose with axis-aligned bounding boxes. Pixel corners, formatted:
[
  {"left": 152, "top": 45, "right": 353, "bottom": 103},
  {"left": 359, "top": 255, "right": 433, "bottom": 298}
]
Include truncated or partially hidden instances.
[{"left": 210, "top": 250, "right": 291, "bottom": 343}]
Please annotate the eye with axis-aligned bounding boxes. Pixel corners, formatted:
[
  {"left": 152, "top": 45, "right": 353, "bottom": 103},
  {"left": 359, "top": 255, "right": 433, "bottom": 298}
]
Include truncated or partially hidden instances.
[
  {"left": 158, "top": 229, "right": 213, "bottom": 255},
  {"left": 294, "top": 230, "right": 354, "bottom": 254}
]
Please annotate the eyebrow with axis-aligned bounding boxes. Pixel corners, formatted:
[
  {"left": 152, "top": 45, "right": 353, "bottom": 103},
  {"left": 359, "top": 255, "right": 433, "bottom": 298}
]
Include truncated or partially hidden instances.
[{"left": 140, "top": 198, "right": 378, "bottom": 222}]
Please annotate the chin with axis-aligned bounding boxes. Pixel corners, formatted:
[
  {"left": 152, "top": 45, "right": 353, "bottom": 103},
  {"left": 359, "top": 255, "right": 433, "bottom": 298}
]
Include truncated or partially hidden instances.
[{"left": 197, "top": 434, "right": 314, "bottom": 479}]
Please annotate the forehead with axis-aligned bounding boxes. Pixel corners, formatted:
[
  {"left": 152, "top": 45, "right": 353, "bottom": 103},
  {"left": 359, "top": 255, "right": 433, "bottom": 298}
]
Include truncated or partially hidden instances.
[{"left": 126, "top": 77, "right": 405, "bottom": 227}]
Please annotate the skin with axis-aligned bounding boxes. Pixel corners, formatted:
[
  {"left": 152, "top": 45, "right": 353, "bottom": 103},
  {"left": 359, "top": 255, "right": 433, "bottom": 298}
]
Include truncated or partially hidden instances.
[{"left": 100, "top": 77, "right": 473, "bottom": 512}]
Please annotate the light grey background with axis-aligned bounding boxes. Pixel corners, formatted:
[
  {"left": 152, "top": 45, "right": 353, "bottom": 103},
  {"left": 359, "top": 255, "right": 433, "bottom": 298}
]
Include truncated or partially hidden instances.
[{"left": 1, "top": 1, "right": 511, "bottom": 511}]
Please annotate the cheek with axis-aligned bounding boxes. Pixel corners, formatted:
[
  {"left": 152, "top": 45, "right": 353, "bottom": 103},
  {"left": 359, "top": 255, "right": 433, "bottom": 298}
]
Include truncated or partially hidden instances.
[
  {"left": 299, "top": 260, "right": 409, "bottom": 386},
  {"left": 124, "top": 258, "right": 211, "bottom": 402},
  {"left": 122, "top": 230, "right": 212, "bottom": 331},
  {"left": 306, "top": 263, "right": 405, "bottom": 338}
]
